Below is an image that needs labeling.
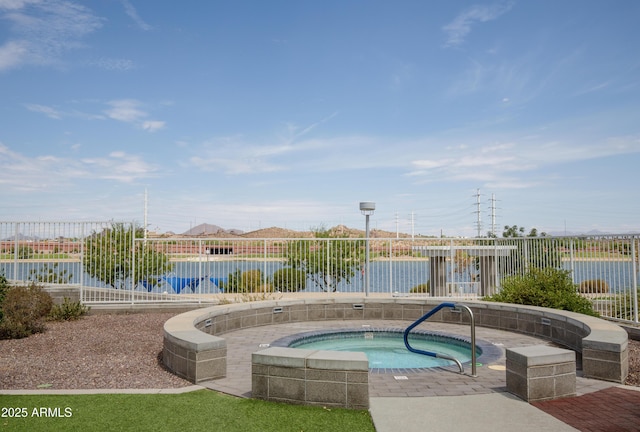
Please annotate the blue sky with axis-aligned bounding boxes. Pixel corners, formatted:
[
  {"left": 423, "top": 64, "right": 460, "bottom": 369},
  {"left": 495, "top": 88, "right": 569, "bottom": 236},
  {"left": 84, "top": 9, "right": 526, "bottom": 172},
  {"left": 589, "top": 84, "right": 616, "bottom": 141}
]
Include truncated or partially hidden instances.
[{"left": 1, "top": 1, "right": 639, "bottom": 236}]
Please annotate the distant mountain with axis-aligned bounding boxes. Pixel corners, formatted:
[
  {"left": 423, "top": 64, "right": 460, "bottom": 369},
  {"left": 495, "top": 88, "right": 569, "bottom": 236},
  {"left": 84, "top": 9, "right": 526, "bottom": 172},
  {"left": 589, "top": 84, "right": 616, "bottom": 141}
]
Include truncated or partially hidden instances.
[
  {"left": 1, "top": 233, "right": 39, "bottom": 241},
  {"left": 182, "top": 223, "right": 244, "bottom": 236}
]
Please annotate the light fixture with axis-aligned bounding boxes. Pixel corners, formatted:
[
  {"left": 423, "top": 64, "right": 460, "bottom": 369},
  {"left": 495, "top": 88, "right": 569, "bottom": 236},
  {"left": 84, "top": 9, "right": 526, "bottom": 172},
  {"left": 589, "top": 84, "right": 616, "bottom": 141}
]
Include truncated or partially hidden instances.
[{"left": 359, "top": 202, "right": 375, "bottom": 296}]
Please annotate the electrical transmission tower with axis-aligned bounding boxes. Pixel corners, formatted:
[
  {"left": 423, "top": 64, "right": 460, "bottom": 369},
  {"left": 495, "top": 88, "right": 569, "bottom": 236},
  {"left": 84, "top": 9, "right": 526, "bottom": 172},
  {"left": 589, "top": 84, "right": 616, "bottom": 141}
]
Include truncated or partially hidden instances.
[
  {"left": 488, "top": 193, "right": 499, "bottom": 237},
  {"left": 473, "top": 188, "right": 482, "bottom": 237}
]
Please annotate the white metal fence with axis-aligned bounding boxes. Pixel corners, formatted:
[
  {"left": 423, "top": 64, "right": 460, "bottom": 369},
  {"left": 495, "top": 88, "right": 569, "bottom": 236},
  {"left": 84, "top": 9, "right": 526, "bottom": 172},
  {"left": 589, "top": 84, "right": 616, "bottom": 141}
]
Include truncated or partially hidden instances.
[{"left": 1, "top": 222, "right": 638, "bottom": 323}]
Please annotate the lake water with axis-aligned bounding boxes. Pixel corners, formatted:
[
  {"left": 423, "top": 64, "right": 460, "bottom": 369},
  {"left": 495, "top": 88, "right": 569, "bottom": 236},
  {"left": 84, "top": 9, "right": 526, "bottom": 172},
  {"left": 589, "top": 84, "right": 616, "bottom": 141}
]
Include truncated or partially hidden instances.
[{"left": 3, "top": 259, "right": 637, "bottom": 295}]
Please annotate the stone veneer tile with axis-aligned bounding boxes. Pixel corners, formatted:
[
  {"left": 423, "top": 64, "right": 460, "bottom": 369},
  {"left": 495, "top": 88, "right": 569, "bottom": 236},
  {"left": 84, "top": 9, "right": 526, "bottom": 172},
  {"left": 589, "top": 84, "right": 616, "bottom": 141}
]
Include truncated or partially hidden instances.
[
  {"left": 194, "top": 358, "right": 226, "bottom": 382},
  {"left": 305, "top": 369, "right": 347, "bottom": 382},
  {"left": 268, "top": 376, "right": 306, "bottom": 401},
  {"left": 305, "top": 380, "right": 347, "bottom": 405},
  {"left": 268, "top": 366, "right": 306, "bottom": 380},
  {"left": 251, "top": 374, "right": 268, "bottom": 398},
  {"left": 347, "top": 371, "right": 369, "bottom": 383}
]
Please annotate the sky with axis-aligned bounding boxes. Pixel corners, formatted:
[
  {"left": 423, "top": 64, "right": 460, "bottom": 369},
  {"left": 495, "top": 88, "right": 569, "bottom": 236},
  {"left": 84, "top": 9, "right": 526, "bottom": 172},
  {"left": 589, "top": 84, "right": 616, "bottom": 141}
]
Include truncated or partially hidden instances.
[{"left": 1, "top": 0, "right": 639, "bottom": 237}]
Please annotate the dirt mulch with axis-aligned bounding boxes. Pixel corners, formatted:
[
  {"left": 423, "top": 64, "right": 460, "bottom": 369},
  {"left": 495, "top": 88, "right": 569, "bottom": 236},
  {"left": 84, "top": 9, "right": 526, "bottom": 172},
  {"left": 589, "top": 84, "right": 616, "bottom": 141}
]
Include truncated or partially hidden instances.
[{"left": 0, "top": 313, "right": 191, "bottom": 390}]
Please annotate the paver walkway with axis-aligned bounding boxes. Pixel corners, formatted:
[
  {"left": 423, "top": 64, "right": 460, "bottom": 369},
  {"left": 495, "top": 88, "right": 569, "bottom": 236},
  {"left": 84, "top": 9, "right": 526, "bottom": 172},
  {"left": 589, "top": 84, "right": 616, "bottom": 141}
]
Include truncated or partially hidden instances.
[{"left": 200, "top": 319, "right": 615, "bottom": 398}]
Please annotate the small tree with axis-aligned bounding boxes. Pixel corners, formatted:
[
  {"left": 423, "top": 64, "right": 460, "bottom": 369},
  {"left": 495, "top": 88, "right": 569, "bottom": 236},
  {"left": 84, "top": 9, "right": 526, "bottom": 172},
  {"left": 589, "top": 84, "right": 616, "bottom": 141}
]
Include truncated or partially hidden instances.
[
  {"left": 83, "top": 223, "right": 173, "bottom": 290},
  {"left": 499, "top": 224, "right": 560, "bottom": 275},
  {"left": 271, "top": 267, "right": 307, "bottom": 292},
  {"left": 28, "top": 263, "right": 73, "bottom": 284},
  {"left": 17, "top": 246, "right": 34, "bottom": 259},
  {"left": 286, "top": 227, "right": 362, "bottom": 292}
]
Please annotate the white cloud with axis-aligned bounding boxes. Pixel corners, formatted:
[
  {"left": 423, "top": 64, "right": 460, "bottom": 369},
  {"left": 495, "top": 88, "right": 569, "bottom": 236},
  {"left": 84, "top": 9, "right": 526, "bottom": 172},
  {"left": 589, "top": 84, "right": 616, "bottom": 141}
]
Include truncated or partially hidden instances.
[
  {"left": 0, "top": 40, "right": 27, "bottom": 70},
  {"left": 0, "top": 142, "right": 158, "bottom": 191},
  {"left": 0, "top": 1, "right": 36, "bottom": 9},
  {"left": 105, "top": 99, "right": 146, "bottom": 122},
  {"left": 0, "top": 0, "right": 102, "bottom": 71},
  {"left": 406, "top": 132, "right": 640, "bottom": 188},
  {"left": 120, "top": 0, "right": 152, "bottom": 31},
  {"left": 24, "top": 103, "right": 62, "bottom": 119},
  {"left": 189, "top": 155, "right": 284, "bottom": 175},
  {"left": 105, "top": 99, "right": 165, "bottom": 132},
  {"left": 142, "top": 120, "right": 165, "bottom": 132},
  {"left": 443, "top": 2, "right": 514, "bottom": 48}
]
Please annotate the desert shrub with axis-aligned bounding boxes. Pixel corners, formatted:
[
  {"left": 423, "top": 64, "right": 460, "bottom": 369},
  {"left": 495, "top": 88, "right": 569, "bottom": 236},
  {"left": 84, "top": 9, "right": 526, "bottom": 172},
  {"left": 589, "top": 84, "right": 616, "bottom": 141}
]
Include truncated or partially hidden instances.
[
  {"left": 578, "top": 279, "right": 610, "bottom": 294},
  {"left": 410, "top": 282, "right": 430, "bottom": 294},
  {"left": 241, "top": 269, "right": 264, "bottom": 292},
  {"left": 0, "top": 273, "right": 9, "bottom": 323},
  {"left": 49, "top": 297, "right": 90, "bottom": 321},
  {"left": 484, "top": 267, "right": 598, "bottom": 317},
  {"left": 271, "top": 268, "right": 307, "bottom": 292},
  {"left": 0, "top": 283, "right": 53, "bottom": 339},
  {"left": 220, "top": 269, "right": 265, "bottom": 293}
]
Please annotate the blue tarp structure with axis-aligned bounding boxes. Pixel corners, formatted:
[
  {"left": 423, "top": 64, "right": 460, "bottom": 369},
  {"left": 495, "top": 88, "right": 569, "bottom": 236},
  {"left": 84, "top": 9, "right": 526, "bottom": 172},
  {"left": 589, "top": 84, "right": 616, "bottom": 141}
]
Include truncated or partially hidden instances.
[
  {"left": 162, "top": 276, "right": 205, "bottom": 294},
  {"left": 141, "top": 276, "right": 226, "bottom": 293},
  {"left": 141, "top": 279, "right": 160, "bottom": 292}
]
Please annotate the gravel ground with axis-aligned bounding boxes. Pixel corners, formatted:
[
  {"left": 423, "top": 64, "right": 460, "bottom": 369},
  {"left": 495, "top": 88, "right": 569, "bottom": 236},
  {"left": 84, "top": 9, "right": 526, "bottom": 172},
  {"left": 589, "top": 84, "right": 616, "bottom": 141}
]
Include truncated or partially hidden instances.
[
  {"left": 0, "top": 313, "right": 191, "bottom": 390},
  {"left": 1, "top": 313, "right": 639, "bottom": 390}
]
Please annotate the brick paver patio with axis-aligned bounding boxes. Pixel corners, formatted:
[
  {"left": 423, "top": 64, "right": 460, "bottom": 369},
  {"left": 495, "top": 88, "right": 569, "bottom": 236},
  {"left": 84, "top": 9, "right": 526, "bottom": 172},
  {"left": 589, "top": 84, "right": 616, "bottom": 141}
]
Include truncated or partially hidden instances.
[{"left": 200, "top": 319, "right": 616, "bottom": 398}]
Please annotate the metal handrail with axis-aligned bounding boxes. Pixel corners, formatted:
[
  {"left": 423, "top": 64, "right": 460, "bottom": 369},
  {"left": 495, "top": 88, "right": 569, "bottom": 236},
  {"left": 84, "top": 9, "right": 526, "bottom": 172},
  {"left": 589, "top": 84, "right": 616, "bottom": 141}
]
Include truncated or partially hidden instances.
[{"left": 403, "top": 302, "right": 477, "bottom": 376}]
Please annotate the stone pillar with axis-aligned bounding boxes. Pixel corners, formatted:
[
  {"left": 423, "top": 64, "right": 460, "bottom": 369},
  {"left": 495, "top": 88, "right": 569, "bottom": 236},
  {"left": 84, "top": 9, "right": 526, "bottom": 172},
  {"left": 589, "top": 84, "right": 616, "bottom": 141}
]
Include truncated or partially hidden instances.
[
  {"left": 430, "top": 256, "right": 447, "bottom": 296},
  {"left": 478, "top": 256, "right": 496, "bottom": 296}
]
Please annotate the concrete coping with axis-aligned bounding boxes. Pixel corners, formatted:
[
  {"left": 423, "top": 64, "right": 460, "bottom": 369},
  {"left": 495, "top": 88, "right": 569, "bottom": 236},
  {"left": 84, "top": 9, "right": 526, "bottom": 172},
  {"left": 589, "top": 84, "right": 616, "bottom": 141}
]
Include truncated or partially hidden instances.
[
  {"left": 253, "top": 347, "right": 369, "bottom": 371},
  {"left": 163, "top": 308, "right": 226, "bottom": 352},
  {"left": 507, "top": 345, "right": 576, "bottom": 366},
  {"left": 163, "top": 297, "right": 628, "bottom": 354}
]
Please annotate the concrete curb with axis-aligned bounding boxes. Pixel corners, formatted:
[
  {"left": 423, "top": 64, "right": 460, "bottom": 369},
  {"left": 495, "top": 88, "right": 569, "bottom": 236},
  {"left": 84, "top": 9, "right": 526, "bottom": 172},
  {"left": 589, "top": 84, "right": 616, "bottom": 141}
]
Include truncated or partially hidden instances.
[{"left": 0, "top": 385, "right": 205, "bottom": 396}]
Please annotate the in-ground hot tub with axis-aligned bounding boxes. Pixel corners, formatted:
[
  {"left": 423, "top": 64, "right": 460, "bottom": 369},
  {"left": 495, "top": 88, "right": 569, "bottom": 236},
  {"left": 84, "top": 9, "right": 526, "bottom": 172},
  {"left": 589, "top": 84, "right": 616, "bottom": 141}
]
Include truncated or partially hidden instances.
[
  {"left": 163, "top": 297, "right": 629, "bottom": 392},
  {"left": 271, "top": 328, "right": 502, "bottom": 372}
]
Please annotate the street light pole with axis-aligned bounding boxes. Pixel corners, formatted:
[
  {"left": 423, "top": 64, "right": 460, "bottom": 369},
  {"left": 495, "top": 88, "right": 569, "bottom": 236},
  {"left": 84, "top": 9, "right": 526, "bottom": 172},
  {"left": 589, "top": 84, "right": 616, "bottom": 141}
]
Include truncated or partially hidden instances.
[{"left": 359, "top": 202, "right": 375, "bottom": 297}]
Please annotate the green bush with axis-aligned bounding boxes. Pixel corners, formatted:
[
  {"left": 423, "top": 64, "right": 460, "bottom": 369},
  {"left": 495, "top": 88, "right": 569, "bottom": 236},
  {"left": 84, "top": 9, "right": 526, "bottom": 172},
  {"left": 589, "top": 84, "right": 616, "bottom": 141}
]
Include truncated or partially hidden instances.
[
  {"left": 49, "top": 297, "right": 90, "bottom": 321},
  {"left": 241, "top": 269, "right": 264, "bottom": 292},
  {"left": 410, "top": 282, "right": 430, "bottom": 294},
  {"left": 484, "top": 267, "right": 598, "bottom": 317},
  {"left": 0, "top": 283, "right": 53, "bottom": 339},
  {"left": 220, "top": 269, "right": 265, "bottom": 293},
  {"left": 579, "top": 279, "right": 610, "bottom": 294},
  {"left": 271, "top": 267, "right": 307, "bottom": 292},
  {"left": 0, "top": 273, "right": 9, "bottom": 323}
]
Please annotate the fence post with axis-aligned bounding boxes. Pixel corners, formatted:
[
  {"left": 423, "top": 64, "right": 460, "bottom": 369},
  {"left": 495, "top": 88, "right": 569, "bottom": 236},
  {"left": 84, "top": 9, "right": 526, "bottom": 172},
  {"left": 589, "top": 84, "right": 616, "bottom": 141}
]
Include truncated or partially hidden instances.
[
  {"left": 131, "top": 221, "right": 136, "bottom": 303},
  {"left": 80, "top": 223, "right": 85, "bottom": 303},
  {"left": 263, "top": 239, "right": 267, "bottom": 294},
  {"left": 13, "top": 222, "right": 19, "bottom": 280},
  {"left": 388, "top": 240, "right": 393, "bottom": 294},
  {"left": 632, "top": 237, "right": 639, "bottom": 324}
]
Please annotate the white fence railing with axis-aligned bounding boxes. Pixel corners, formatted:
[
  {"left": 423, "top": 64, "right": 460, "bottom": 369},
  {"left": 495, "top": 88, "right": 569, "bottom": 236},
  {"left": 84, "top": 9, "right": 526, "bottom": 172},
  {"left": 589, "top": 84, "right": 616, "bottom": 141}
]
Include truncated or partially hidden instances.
[{"left": 1, "top": 222, "right": 638, "bottom": 323}]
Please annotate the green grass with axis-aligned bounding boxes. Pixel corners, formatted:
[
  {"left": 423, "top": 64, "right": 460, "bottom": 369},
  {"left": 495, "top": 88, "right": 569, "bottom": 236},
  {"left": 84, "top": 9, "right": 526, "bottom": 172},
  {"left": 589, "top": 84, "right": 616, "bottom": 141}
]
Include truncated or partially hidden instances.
[{"left": 0, "top": 390, "right": 374, "bottom": 432}]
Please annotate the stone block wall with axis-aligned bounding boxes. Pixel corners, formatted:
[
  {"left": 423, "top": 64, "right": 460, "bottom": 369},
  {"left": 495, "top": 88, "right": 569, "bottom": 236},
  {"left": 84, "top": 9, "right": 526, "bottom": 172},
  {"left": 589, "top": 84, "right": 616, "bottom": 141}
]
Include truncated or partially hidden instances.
[
  {"left": 252, "top": 347, "right": 369, "bottom": 409},
  {"left": 506, "top": 345, "right": 576, "bottom": 402}
]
